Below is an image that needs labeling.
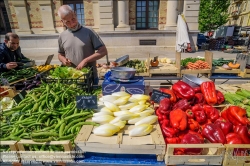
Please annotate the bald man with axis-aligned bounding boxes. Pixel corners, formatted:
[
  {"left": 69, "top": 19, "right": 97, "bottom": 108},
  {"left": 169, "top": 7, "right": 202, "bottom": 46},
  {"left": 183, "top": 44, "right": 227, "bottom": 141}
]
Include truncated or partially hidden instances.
[
  {"left": 57, "top": 5, "right": 107, "bottom": 85},
  {"left": 0, "top": 33, "right": 27, "bottom": 72}
]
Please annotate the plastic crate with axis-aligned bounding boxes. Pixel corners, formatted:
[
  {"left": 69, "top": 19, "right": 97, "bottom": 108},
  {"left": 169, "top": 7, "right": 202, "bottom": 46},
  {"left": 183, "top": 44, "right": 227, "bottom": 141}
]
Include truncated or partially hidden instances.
[{"left": 42, "top": 66, "right": 93, "bottom": 92}]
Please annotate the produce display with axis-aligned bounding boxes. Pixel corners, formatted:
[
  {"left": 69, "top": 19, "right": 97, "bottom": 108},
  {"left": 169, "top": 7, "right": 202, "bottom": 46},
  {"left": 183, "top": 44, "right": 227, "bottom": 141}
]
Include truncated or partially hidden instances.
[
  {"left": 154, "top": 80, "right": 250, "bottom": 155},
  {"left": 0, "top": 97, "right": 15, "bottom": 111},
  {"left": 224, "top": 89, "right": 250, "bottom": 117},
  {"left": 181, "top": 57, "right": 205, "bottom": 67},
  {"left": 0, "top": 82, "right": 99, "bottom": 151},
  {"left": 186, "top": 60, "right": 210, "bottom": 69},
  {"left": 13, "top": 74, "right": 42, "bottom": 90},
  {"left": 212, "top": 58, "right": 234, "bottom": 66},
  {"left": 0, "top": 58, "right": 249, "bottom": 163},
  {"left": 124, "top": 59, "right": 147, "bottom": 73},
  {"left": 47, "top": 66, "right": 90, "bottom": 79},
  {"left": 35, "top": 64, "right": 58, "bottom": 72},
  {"left": 0, "top": 68, "right": 39, "bottom": 85},
  {"left": 92, "top": 92, "right": 157, "bottom": 137}
]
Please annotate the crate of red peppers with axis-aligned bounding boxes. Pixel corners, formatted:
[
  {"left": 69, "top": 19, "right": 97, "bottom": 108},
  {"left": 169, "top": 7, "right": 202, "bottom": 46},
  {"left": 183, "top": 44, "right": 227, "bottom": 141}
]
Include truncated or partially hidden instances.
[{"left": 150, "top": 80, "right": 250, "bottom": 166}]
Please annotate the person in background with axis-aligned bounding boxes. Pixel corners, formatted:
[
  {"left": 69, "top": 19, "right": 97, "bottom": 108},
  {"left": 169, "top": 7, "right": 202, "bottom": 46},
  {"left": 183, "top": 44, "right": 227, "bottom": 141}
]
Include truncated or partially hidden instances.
[
  {"left": 0, "top": 33, "right": 27, "bottom": 72},
  {"left": 57, "top": 5, "right": 108, "bottom": 85}
]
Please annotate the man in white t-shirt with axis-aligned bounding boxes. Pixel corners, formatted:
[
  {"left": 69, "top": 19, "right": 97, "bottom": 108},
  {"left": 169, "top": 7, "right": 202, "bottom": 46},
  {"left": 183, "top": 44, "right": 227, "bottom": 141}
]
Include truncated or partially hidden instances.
[{"left": 57, "top": 5, "right": 108, "bottom": 85}]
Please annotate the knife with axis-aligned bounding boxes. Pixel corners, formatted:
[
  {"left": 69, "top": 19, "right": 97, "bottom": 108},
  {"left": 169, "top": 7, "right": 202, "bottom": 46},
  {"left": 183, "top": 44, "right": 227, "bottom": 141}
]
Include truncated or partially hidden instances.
[{"left": 70, "top": 62, "right": 77, "bottom": 68}]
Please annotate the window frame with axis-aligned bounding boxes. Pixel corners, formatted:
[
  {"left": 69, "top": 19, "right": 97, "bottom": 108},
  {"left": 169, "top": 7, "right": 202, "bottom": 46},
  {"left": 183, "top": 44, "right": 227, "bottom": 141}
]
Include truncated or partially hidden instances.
[
  {"left": 136, "top": 0, "right": 159, "bottom": 30},
  {"left": 0, "top": 0, "right": 11, "bottom": 34}
]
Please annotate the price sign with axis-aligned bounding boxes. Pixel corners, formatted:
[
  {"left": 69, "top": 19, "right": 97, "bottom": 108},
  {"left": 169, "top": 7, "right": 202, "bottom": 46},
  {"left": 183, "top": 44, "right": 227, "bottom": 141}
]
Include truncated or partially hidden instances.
[
  {"left": 150, "top": 89, "right": 171, "bottom": 103},
  {"left": 13, "top": 90, "right": 27, "bottom": 104},
  {"left": 76, "top": 95, "right": 97, "bottom": 109}
]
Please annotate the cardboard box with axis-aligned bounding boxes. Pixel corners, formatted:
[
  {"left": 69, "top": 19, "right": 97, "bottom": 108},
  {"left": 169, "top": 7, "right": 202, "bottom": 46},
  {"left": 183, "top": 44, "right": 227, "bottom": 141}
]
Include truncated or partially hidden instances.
[{"left": 102, "top": 76, "right": 145, "bottom": 95}]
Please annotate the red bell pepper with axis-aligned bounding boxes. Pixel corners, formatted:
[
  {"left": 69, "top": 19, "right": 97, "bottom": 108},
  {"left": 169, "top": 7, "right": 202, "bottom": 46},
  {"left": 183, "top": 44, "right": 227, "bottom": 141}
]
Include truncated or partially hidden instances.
[
  {"left": 178, "top": 130, "right": 204, "bottom": 141},
  {"left": 227, "top": 106, "right": 250, "bottom": 126},
  {"left": 234, "top": 125, "right": 250, "bottom": 144},
  {"left": 161, "top": 126, "right": 179, "bottom": 138},
  {"left": 165, "top": 137, "right": 181, "bottom": 144},
  {"left": 192, "top": 104, "right": 207, "bottom": 123},
  {"left": 193, "top": 93, "right": 206, "bottom": 105},
  {"left": 200, "top": 81, "right": 217, "bottom": 105},
  {"left": 161, "top": 119, "right": 169, "bottom": 127},
  {"left": 158, "top": 98, "right": 171, "bottom": 115},
  {"left": 170, "top": 109, "right": 187, "bottom": 131},
  {"left": 159, "top": 88, "right": 177, "bottom": 103},
  {"left": 216, "top": 90, "right": 225, "bottom": 104},
  {"left": 172, "top": 99, "right": 191, "bottom": 111},
  {"left": 188, "top": 130, "right": 204, "bottom": 141},
  {"left": 188, "top": 119, "right": 200, "bottom": 131},
  {"left": 193, "top": 86, "right": 201, "bottom": 93},
  {"left": 202, "top": 123, "right": 226, "bottom": 144},
  {"left": 186, "top": 109, "right": 194, "bottom": 119},
  {"left": 200, "top": 119, "right": 212, "bottom": 130},
  {"left": 192, "top": 104, "right": 203, "bottom": 113},
  {"left": 226, "top": 133, "right": 243, "bottom": 144},
  {"left": 172, "top": 81, "right": 195, "bottom": 100},
  {"left": 194, "top": 110, "right": 207, "bottom": 124},
  {"left": 214, "top": 117, "right": 233, "bottom": 136},
  {"left": 221, "top": 109, "right": 229, "bottom": 122},
  {"left": 203, "top": 104, "right": 220, "bottom": 122},
  {"left": 176, "top": 133, "right": 204, "bottom": 155}
]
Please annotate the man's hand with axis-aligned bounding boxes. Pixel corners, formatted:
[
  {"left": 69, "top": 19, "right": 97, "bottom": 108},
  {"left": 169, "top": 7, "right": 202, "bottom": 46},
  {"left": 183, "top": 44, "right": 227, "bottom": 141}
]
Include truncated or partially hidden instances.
[
  {"left": 6, "top": 62, "right": 17, "bottom": 69},
  {"left": 76, "top": 59, "right": 87, "bottom": 70},
  {"left": 61, "top": 57, "right": 71, "bottom": 66}
]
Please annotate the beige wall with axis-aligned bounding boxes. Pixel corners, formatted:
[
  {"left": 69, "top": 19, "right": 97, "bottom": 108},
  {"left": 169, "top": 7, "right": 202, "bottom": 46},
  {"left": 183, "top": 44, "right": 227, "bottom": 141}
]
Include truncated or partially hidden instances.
[
  {"left": 227, "top": 0, "right": 250, "bottom": 26},
  {"left": 3, "top": 0, "right": 200, "bottom": 52},
  {"left": 5, "top": 0, "right": 198, "bottom": 33}
]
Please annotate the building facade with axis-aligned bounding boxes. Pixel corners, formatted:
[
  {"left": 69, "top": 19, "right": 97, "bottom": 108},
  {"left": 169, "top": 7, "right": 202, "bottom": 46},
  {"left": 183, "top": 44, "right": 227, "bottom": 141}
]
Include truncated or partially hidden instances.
[
  {"left": 0, "top": 0, "right": 200, "bottom": 56},
  {"left": 227, "top": 0, "right": 250, "bottom": 26}
]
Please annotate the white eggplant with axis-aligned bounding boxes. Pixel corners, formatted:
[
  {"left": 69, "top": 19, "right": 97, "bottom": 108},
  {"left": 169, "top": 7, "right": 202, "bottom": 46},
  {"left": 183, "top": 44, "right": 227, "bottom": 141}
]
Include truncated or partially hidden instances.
[
  {"left": 128, "top": 117, "right": 146, "bottom": 124},
  {"left": 119, "top": 102, "right": 137, "bottom": 110},
  {"left": 129, "top": 124, "right": 153, "bottom": 137},
  {"left": 92, "top": 115, "right": 114, "bottom": 124},
  {"left": 113, "top": 96, "right": 130, "bottom": 105},
  {"left": 129, "top": 105, "right": 147, "bottom": 113},
  {"left": 104, "top": 101, "right": 120, "bottom": 112},
  {"left": 135, "top": 115, "right": 158, "bottom": 126}
]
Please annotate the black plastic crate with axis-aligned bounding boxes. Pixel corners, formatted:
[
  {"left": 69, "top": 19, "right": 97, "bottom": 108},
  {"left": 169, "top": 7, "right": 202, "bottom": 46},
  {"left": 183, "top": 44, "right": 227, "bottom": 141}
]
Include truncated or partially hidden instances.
[{"left": 41, "top": 66, "right": 93, "bottom": 92}]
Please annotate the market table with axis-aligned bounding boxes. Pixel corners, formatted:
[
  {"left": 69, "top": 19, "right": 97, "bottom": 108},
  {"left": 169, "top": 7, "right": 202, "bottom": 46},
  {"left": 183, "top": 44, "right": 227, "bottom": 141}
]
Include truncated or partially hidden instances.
[{"left": 209, "top": 74, "right": 250, "bottom": 84}]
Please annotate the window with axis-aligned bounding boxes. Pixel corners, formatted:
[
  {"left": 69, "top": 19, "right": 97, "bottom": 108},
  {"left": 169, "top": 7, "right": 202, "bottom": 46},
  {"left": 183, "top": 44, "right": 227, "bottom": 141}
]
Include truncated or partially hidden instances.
[
  {"left": 0, "top": 0, "right": 11, "bottom": 34},
  {"left": 63, "top": 0, "right": 84, "bottom": 25},
  {"left": 136, "top": 0, "right": 159, "bottom": 30}
]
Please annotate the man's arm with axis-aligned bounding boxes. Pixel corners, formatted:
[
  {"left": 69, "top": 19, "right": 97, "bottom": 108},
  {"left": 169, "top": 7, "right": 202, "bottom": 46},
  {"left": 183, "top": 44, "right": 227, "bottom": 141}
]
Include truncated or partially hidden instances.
[
  {"left": 0, "top": 53, "right": 17, "bottom": 71},
  {"left": 76, "top": 45, "right": 107, "bottom": 70},
  {"left": 58, "top": 53, "right": 71, "bottom": 66}
]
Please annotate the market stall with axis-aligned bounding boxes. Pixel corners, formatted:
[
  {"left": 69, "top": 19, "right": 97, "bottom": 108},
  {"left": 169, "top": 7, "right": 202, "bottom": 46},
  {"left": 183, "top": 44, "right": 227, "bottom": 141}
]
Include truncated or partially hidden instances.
[{"left": 0, "top": 54, "right": 250, "bottom": 166}]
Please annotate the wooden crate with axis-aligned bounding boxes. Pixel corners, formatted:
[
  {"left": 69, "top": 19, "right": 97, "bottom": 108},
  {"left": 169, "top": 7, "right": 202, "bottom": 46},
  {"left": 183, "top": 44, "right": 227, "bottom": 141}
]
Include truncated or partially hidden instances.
[
  {"left": 223, "top": 144, "right": 250, "bottom": 166},
  {"left": 149, "top": 52, "right": 181, "bottom": 77},
  {"left": 75, "top": 124, "right": 166, "bottom": 161},
  {"left": 238, "top": 69, "right": 250, "bottom": 78},
  {"left": 181, "top": 50, "right": 213, "bottom": 77},
  {"left": 212, "top": 66, "right": 240, "bottom": 74},
  {"left": 97, "top": 67, "right": 110, "bottom": 78},
  {"left": 217, "top": 83, "right": 250, "bottom": 93},
  {"left": 0, "top": 141, "right": 19, "bottom": 163},
  {"left": 0, "top": 86, "right": 17, "bottom": 98},
  {"left": 97, "top": 58, "right": 150, "bottom": 78},
  {"left": 165, "top": 143, "right": 225, "bottom": 165},
  {"left": 17, "top": 140, "right": 74, "bottom": 163}
]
